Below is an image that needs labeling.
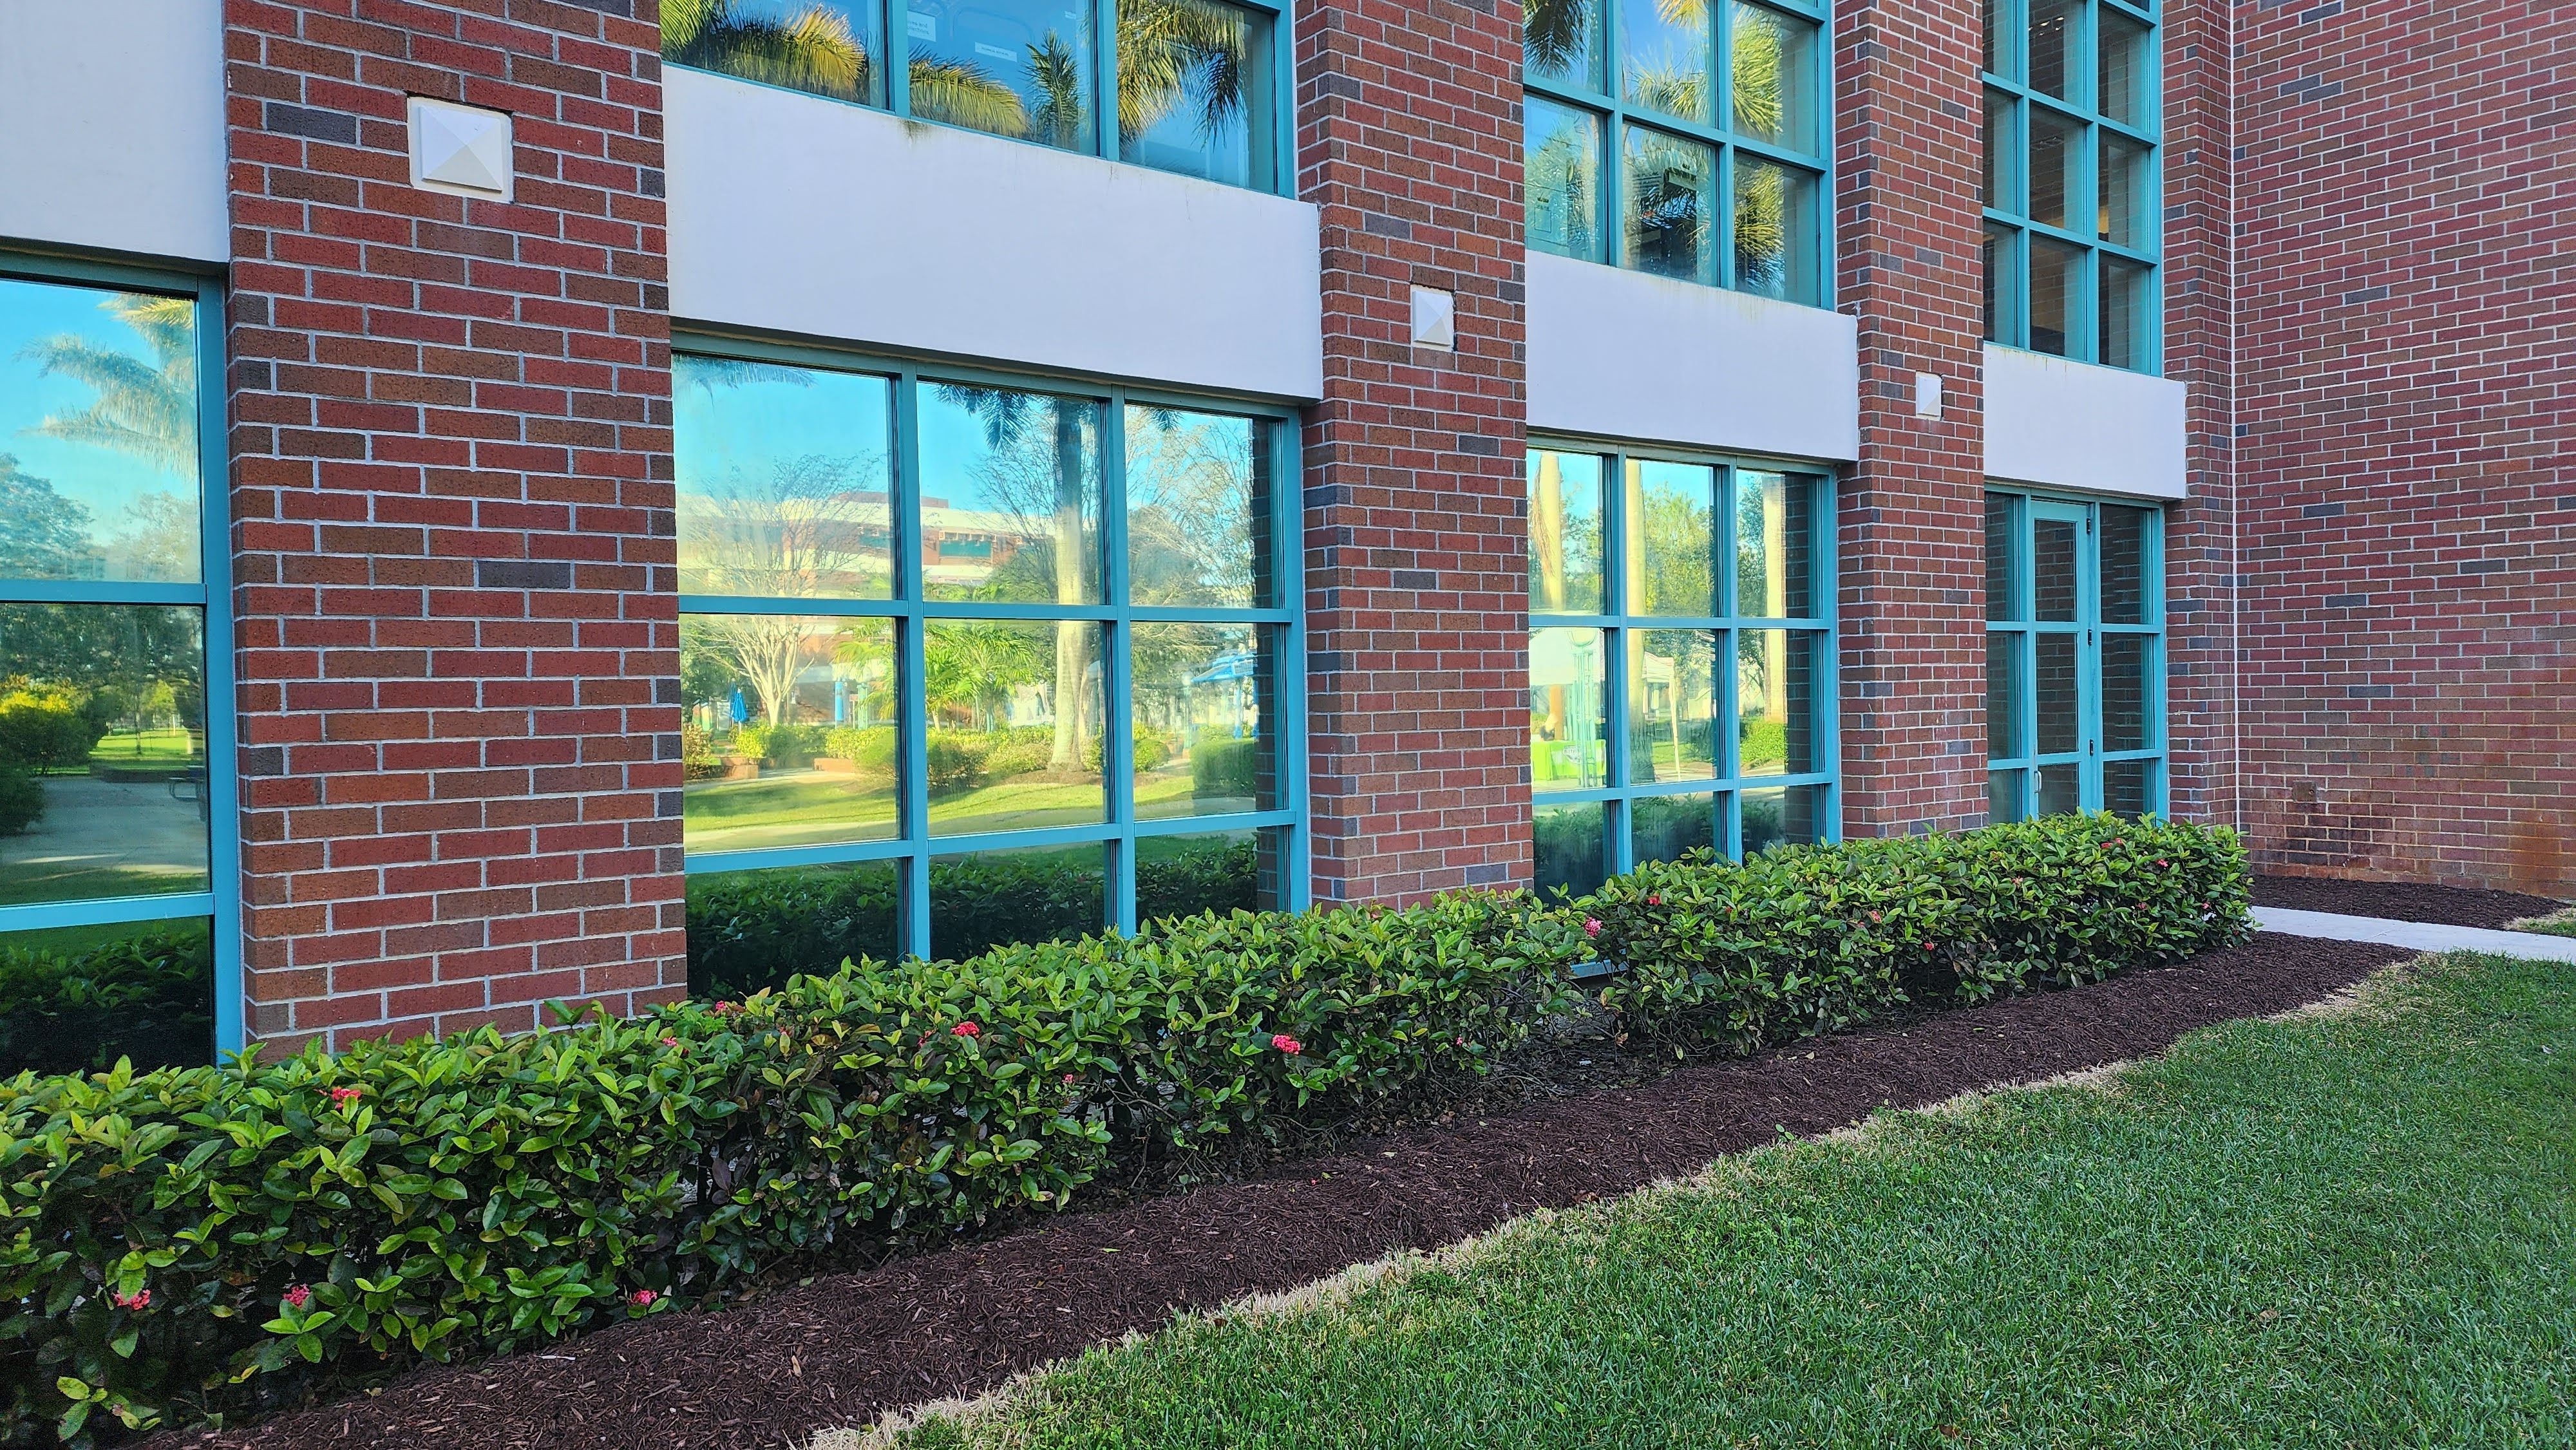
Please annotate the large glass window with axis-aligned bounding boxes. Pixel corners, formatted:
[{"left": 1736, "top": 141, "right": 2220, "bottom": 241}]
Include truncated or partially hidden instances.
[
  {"left": 0, "top": 262, "right": 231, "bottom": 1073},
  {"left": 1524, "top": 0, "right": 1829, "bottom": 304},
  {"left": 1528, "top": 444, "right": 1836, "bottom": 897},
  {"left": 1982, "top": 0, "right": 2159, "bottom": 370},
  {"left": 1984, "top": 489, "right": 2164, "bottom": 821},
  {"left": 676, "top": 349, "right": 1300, "bottom": 991},
  {"left": 666, "top": 0, "right": 1280, "bottom": 191}
]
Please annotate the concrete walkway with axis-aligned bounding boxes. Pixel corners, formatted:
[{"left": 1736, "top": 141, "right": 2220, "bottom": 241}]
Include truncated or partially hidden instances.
[{"left": 2255, "top": 906, "right": 2576, "bottom": 963}]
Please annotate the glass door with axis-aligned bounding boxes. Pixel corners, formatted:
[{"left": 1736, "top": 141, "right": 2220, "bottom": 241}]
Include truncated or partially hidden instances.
[{"left": 1985, "top": 490, "right": 2164, "bottom": 820}]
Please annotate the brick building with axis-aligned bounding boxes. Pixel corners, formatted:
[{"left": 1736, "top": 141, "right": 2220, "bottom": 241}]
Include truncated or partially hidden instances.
[{"left": 0, "top": 0, "right": 2562, "bottom": 1062}]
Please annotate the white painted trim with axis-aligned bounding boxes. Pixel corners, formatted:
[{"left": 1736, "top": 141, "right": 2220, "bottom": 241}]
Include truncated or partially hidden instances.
[
  {"left": 1983, "top": 344, "right": 2188, "bottom": 498},
  {"left": 665, "top": 68, "right": 1325, "bottom": 400},
  {"left": 0, "top": 1, "right": 229, "bottom": 263}
]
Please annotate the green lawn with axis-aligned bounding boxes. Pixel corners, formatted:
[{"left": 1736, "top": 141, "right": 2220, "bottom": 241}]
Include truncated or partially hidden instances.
[
  {"left": 2512, "top": 909, "right": 2576, "bottom": 939},
  {"left": 880, "top": 954, "right": 2575, "bottom": 1449},
  {"left": 84, "top": 726, "right": 202, "bottom": 767},
  {"left": 685, "top": 767, "right": 1201, "bottom": 852}
]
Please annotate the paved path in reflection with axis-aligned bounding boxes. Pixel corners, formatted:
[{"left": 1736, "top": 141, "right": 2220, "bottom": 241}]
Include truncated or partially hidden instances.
[{"left": 0, "top": 774, "right": 207, "bottom": 886}]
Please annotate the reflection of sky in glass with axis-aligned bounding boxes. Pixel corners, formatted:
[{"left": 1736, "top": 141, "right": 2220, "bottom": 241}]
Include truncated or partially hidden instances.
[
  {"left": 0, "top": 278, "right": 200, "bottom": 583},
  {"left": 672, "top": 358, "right": 891, "bottom": 498}
]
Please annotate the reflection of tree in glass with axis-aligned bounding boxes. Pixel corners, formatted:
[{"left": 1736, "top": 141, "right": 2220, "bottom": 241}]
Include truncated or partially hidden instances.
[
  {"left": 0, "top": 458, "right": 93, "bottom": 581},
  {"left": 0, "top": 605, "right": 204, "bottom": 768},
  {"left": 931, "top": 386, "right": 1098, "bottom": 772},
  {"left": 689, "top": 616, "right": 811, "bottom": 729},
  {"left": 1634, "top": 476, "right": 1713, "bottom": 614},
  {"left": 1735, "top": 158, "right": 1792, "bottom": 293},
  {"left": 1117, "top": 0, "right": 1249, "bottom": 147},
  {"left": 1526, "top": 108, "right": 1598, "bottom": 258},
  {"left": 1730, "top": 2, "right": 1787, "bottom": 140},
  {"left": 19, "top": 294, "right": 196, "bottom": 475},
  {"left": 1525, "top": 0, "right": 1594, "bottom": 79},
  {"left": 923, "top": 621, "right": 1044, "bottom": 730},
  {"left": 681, "top": 452, "right": 891, "bottom": 595},
  {"left": 665, "top": 0, "right": 874, "bottom": 97},
  {"left": 1126, "top": 408, "right": 1255, "bottom": 607}
]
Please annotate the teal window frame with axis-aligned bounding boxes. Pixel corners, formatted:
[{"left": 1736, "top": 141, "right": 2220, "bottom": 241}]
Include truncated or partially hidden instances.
[
  {"left": 1982, "top": 0, "right": 2162, "bottom": 370},
  {"left": 1983, "top": 486, "right": 2166, "bottom": 819},
  {"left": 668, "top": 0, "right": 1295, "bottom": 196},
  {"left": 1523, "top": 0, "right": 1835, "bottom": 304},
  {"left": 675, "top": 333, "right": 1309, "bottom": 957},
  {"left": 0, "top": 250, "right": 242, "bottom": 1054},
  {"left": 1526, "top": 438, "right": 1841, "bottom": 878}
]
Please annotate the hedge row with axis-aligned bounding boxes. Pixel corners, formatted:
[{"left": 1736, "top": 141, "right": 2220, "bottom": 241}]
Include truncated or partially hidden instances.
[{"left": 3, "top": 814, "right": 2248, "bottom": 1445}]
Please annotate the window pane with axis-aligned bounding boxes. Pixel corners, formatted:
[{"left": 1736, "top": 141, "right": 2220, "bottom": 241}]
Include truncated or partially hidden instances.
[
  {"left": 1982, "top": 222, "right": 2020, "bottom": 344},
  {"left": 2101, "top": 504, "right": 2151, "bottom": 623},
  {"left": 680, "top": 614, "right": 900, "bottom": 853},
  {"left": 905, "top": 0, "right": 1095, "bottom": 151},
  {"left": 1526, "top": 97, "right": 1605, "bottom": 263},
  {"left": 2099, "top": 134, "right": 2148, "bottom": 248},
  {"left": 0, "top": 604, "right": 209, "bottom": 907},
  {"left": 2102, "top": 633, "right": 2150, "bottom": 751},
  {"left": 1984, "top": 492, "right": 2018, "bottom": 620},
  {"left": 1736, "top": 628, "right": 1819, "bottom": 776},
  {"left": 931, "top": 843, "right": 1105, "bottom": 959},
  {"left": 1125, "top": 405, "right": 1262, "bottom": 608},
  {"left": 1117, "top": 0, "right": 1261, "bottom": 187},
  {"left": 0, "top": 918, "right": 213, "bottom": 1074},
  {"left": 1982, "top": 88, "right": 2015, "bottom": 211},
  {"left": 2034, "top": 632, "right": 2078, "bottom": 755},
  {"left": 666, "top": 0, "right": 886, "bottom": 104},
  {"left": 1630, "top": 628, "right": 1717, "bottom": 784},
  {"left": 925, "top": 619, "right": 1106, "bottom": 834},
  {"left": 1988, "top": 767, "right": 2026, "bottom": 824},
  {"left": 1621, "top": 0, "right": 1712, "bottom": 123},
  {"left": 1528, "top": 449, "right": 1605, "bottom": 614},
  {"left": 685, "top": 860, "right": 900, "bottom": 1000},
  {"left": 674, "top": 356, "right": 895, "bottom": 599},
  {"left": 2099, "top": 256, "right": 2153, "bottom": 372},
  {"left": 2029, "top": 236, "right": 2081, "bottom": 355},
  {"left": 1740, "top": 782, "right": 1823, "bottom": 856},
  {"left": 0, "top": 278, "right": 201, "bottom": 585},
  {"left": 2027, "top": 107, "right": 2079, "bottom": 231},
  {"left": 1733, "top": 155, "right": 1817, "bottom": 303},
  {"left": 1982, "top": 0, "right": 2007, "bottom": 78},
  {"left": 1625, "top": 125, "right": 1717, "bottom": 283},
  {"left": 2098, "top": 8, "right": 2151, "bottom": 127},
  {"left": 1627, "top": 459, "right": 1719, "bottom": 616},
  {"left": 1632, "top": 791, "right": 1716, "bottom": 864},
  {"left": 2036, "top": 761, "right": 2081, "bottom": 816},
  {"left": 1526, "top": 0, "right": 1605, "bottom": 90},
  {"left": 1986, "top": 632, "right": 2020, "bottom": 757},
  {"left": 1733, "top": 469, "right": 1817, "bottom": 618},
  {"left": 1137, "top": 829, "right": 1265, "bottom": 921},
  {"left": 2027, "top": 0, "right": 2076, "bottom": 100},
  {"left": 1730, "top": 3, "right": 1815, "bottom": 153},
  {"left": 1535, "top": 800, "right": 1607, "bottom": 898},
  {"left": 2104, "top": 758, "right": 2156, "bottom": 819},
  {"left": 919, "top": 383, "right": 1104, "bottom": 604},
  {"left": 2032, "top": 516, "right": 2078, "bottom": 621},
  {"left": 1530, "top": 626, "right": 1608, "bottom": 793},
  {"left": 1132, "top": 621, "right": 1266, "bottom": 819}
]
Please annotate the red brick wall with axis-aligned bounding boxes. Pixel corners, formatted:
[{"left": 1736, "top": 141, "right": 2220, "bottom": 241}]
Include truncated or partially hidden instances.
[
  {"left": 224, "top": 0, "right": 685, "bottom": 1051},
  {"left": 1830, "top": 0, "right": 1991, "bottom": 836},
  {"left": 1294, "top": 0, "right": 1533, "bottom": 902},
  {"left": 2231, "top": 0, "right": 2576, "bottom": 892}
]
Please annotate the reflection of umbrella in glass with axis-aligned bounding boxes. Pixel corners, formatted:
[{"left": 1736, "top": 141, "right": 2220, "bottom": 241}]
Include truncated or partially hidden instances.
[{"left": 1190, "top": 650, "right": 1256, "bottom": 739}]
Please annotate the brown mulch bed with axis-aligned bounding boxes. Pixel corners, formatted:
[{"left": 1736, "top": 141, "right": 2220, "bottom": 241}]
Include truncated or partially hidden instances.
[
  {"left": 2253, "top": 873, "right": 2568, "bottom": 929},
  {"left": 162, "top": 933, "right": 2409, "bottom": 1450}
]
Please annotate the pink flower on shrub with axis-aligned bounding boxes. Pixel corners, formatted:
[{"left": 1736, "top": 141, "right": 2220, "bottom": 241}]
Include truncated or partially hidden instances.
[
  {"left": 327, "top": 1086, "right": 363, "bottom": 1106},
  {"left": 630, "top": 1288, "right": 659, "bottom": 1307},
  {"left": 1647, "top": 894, "right": 1662, "bottom": 906},
  {"left": 283, "top": 1284, "right": 311, "bottom": 1309},
  {"left": 1454, "top": 1036, "right": 1468, "bottom": 1047},
  {"left": 1063, "top": 1073, "right": 1079, "bottom": 1084},
  {"left": 111, "top": 1289, "right": 150, "bottom": 1312},
  {"left": 1271, "top": 1035, "right": 1302, "bottom": 1056},
  {"left": 1870, "top": 911, "right": 1884, "bottom": 923},
  {"left": 1583, "top": 918, "right": 1603, "bottom": 938},
  {"left": 660, "top": 1035, "right": 679, "bottom": 1048},
  {"left": 712, "top": 1001, "right": 739, "bottom": 1016},
  {"left": 2157, "top": 858, "right": 2170, "bottom": 868},
  {"left": 951, "top": 1021, "right": 981, "bottom": 1039}
]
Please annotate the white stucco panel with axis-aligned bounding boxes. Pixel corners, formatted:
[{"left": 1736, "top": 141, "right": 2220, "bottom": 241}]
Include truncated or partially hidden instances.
[
  {"left": 667, "top": 68, "right": 1325, "bottom": 400},
  {"left": 0, "top": 1, "right": 229, "bottom": 263},
  {"left": 1983, "top": 344, "right": 2188, "bottom": 498},
  {"left": 1526, "top": 252, "right": 1859, "bottom": 462}
]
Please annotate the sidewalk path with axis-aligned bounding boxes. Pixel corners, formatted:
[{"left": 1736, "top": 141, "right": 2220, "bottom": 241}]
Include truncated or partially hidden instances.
[{"left": 2255, "top": 906, "right": 2576, "bottom": 963}]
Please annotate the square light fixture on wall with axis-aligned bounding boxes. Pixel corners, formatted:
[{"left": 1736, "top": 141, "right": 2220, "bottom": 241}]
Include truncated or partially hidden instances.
[{"left": 407, "top": 97, "right": 513, "bottom": 202}]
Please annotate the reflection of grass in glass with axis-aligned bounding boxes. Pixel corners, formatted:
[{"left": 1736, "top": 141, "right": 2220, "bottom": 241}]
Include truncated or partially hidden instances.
[
  {"left": 0, "top": 866, "right": 205, "bottom": 909},
  {"left": 0, "top": 916, "right": 189, "bottom": 956},
  {"left": 1638, "top": 738, "right": 1718, "bottom": 776},
  {"left": 84, "top": 728, "right": 202, "bottom": 770}
]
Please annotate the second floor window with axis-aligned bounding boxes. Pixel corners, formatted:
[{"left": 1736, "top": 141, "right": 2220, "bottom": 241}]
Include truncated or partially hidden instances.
[
  {"left": 666, "top": 0, "right": 1278, "bottom": 191},
  {"left": 1524, "top": 0, "right": 1828, "bottom": 304}
]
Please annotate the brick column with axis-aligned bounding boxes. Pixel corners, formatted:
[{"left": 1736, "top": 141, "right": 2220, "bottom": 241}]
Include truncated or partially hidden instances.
[
  {"left": 1831, "top": 0, "right": 1991, "bottom": 836},
  {"left": 225, "top": 0, "right": 683, "bottom": 1050},
  {"left": 1294, "top": 0, "right": 1532, "bottom": 902}
]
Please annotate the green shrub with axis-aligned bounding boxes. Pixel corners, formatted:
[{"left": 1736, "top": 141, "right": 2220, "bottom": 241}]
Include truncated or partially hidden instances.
[
  {"left": 924, "top": 731, "right": 990, "bottom": 792},
  {"left": 0, "top": 689, "right": 99, "bottom": 774},
  {"left": 821, "top": 724, "right": 896, "bottom": 771},
  {"left": 1082, "top": 725, "right": 1175, "bottom": 774},
  {"left": 0, "top": 768, "right": 40, "bottom": 836},
  {"left": 980, "top": 739, "right": 1052, "bottom": 778},
  {"left": 1189, "top": 737, "right": 1260, "bottom": 801},
  {"left": 0, "top": 893, "right": 1587, "bottom": 1445},
  {"left": 1582, "top": 812, "right": 2251, "bottom": 1050},
  {"left": 0, "top": 926, "right": 213, "bottom": 1077},
  {"left": 1137, "top": 837, "right": 1260, "bottom": 921}
]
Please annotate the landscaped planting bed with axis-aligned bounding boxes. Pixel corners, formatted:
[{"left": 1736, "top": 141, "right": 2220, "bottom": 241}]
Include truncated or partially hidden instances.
[
  {"left": 14, "top": 813, "right": 2248, "bottom": 1446},
  {"left": 2252, "top": 872, "right": 2568, "bottom": 930}
]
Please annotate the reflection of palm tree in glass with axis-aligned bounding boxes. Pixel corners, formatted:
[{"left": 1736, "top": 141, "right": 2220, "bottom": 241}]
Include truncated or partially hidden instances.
[
  {"left": 22, "top": 294, "right": 196, "bottom": 475},
  {"left": 1527, "top": 115, "right": 1597, "bottom": 256},
  {"left": 1116, "top": 0, "right": 1249, "bottom": 148},
  {"left": 1524, "top": 0, "right": 1593, "bottom": 80},
  {"left": 664, "top": 0, "right": 1029, "bottom": 132},
  {"left": 923, "top": 621, "right": 1042, "bottom": 731}
]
